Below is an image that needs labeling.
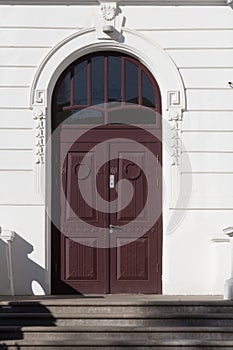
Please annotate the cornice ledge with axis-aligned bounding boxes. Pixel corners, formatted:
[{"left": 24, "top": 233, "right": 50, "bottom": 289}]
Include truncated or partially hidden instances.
[{"left": 0, "top": 0, "right": 227, "bottom": 5}]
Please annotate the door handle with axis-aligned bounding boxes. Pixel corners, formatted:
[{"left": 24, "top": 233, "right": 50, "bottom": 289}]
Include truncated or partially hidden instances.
[{"left": 109, "top": 225, "right": 123, "bottom": 233}]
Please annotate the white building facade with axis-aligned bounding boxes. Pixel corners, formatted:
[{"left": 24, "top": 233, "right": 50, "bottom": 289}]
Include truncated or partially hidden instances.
[{"left": 0, "top": 0, "right": 233, "bottom": 296}]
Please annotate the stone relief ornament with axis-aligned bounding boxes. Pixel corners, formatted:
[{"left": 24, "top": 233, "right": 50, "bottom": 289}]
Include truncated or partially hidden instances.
[
  {"left": 100, "top": 2, "right": 118, "bottom": 22},
  {"left": 167, "top": 91, "right": 183, "bottom": 166},
  {"left": 33, "top": 107, "right": 46, "bottom": 165},
  {"left": 97, "top": 2, "right": 124, "bottom": 40},
  {"left": 32, "top": 90, "right": 47, "bottom": 165},
  {"left": 34, "top": 90, "right": 46, "bottom": 105},
  {"left": 101, "top": 3, "right": 118, "bottom": 21}
]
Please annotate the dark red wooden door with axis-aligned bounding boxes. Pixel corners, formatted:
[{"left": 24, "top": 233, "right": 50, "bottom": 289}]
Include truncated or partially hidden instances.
[
  {"left": 109, "top": 140, "right": 161, "bottom": 293},
  {"left": 60, "top": 140, "right": 109, "bottom": 294},
  {"left": 58, "top": 126, "right": 162, "bottom": 294},
  {"left": 51, "top": 51, "right": 162, "bottom": 294}
]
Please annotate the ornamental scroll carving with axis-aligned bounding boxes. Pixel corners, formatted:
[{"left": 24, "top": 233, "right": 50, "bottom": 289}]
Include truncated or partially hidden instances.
[
  {"left": 167, "top": 91, "right": 183, "bottom": 166},
  {"left": 33, "top": 108, "right": 46, "bottom": 165},
  {"left": 32, "top": 90, "right": 46, "bottom": 165}
]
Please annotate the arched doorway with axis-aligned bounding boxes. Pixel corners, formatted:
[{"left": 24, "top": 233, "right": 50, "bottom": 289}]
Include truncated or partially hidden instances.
[{"left": 51, "top": 51, "right": 162, "bottom": 294}]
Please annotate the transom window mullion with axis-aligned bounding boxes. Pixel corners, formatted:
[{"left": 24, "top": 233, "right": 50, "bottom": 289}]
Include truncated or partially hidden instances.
[
  {"left": 121, "top": 57, "right": 126, "bottom": 104},
  {"left": 70, "top": 67, "right": 74, "bottom": 107},
  {"left": 88, "top": 58, "right": 92, "bottom": 107},
  {"left": 104, "top": 55, "right": 108, "bottom": 124},
  {"left": 138, "top": 67, "right": 142, "bottom": 106}
]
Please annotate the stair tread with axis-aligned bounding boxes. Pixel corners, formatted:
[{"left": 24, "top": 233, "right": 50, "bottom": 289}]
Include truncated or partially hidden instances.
[
  {"left": 1, "top": 325, "right": 233, "bottom": 332},
  {"left": 1, "top": 312, "right": 233, "bottom": 318},
  {"left": 2, "top": 339, "right": 233, "bottom": 346},
  {"left": 1, "top": 299, "right": 231, "bottom": 307}
]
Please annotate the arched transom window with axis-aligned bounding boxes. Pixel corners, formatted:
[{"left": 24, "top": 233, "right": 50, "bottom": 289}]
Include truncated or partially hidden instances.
[{"left": 52, "top": 52, "right": 161, "bottom": 127}]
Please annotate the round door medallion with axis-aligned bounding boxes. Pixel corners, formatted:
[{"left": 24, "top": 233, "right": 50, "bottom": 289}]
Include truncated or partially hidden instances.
[
  {"left": 124, "top": 163, "right": 142, "bottom": 180},
  {"left": 74, "top": 163, "right": 91, "bottom": 180}
]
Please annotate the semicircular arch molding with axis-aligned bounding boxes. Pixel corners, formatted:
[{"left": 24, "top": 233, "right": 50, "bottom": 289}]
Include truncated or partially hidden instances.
[
  {"left": 31, "top": 27, "right": 186, "bottom": 209},
  {"left": 31, "top": 27, "right": 186, "bottom": 117}
]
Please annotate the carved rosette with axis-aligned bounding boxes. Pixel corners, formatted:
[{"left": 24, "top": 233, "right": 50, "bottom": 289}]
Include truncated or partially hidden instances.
[
  {"left": 33, "top": 108, "right": 46, "bottom": 165},
  {"left": 100, "top": 2, "right": 118, "bottom": 23},
  {"left": 167, "top": 91, "right": 183, "bottom": 166},
  {"left": 96, "top": 1, "right": 124, "bottom": 40}
]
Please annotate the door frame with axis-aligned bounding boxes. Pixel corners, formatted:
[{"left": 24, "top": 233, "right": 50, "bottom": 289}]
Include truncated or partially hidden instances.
[
  {"left": 30, "top": 28, "right": 186, "bottom": 295},
  {"left": 51, "top": 50, "right": 163, "bottom": 294}
]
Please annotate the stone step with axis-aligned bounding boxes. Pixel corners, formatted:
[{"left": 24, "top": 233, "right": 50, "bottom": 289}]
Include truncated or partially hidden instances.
[
  {"left": 1, "top": 299, "right": 233, "bottom": 348},
  {"left": 1, "top": 312, "right": 233, "bottom": 327},
  {"left": 1, "top": 300, "right": 233, "bottom": 315},
  {"left": 2, "top": 339, "right": 233, "bottom": 349},
  {"left": 2, "top": 326, "right": 233, "bottom": 341},
  {"left": 2, "top": 304, "right": 233, "bottom": 315}
]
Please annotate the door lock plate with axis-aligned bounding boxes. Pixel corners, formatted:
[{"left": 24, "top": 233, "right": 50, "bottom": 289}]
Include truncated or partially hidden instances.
[{"left": 110, "top": 175, "right": 115, "bottom": 189}]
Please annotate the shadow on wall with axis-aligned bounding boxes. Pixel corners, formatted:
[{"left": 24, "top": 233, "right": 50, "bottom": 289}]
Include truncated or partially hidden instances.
[
  {"left": 0, "top": 301, "right": 56, "bottom": 345},
  {"left": 0, "top": 233, "right": 49, "bottom": 295}
]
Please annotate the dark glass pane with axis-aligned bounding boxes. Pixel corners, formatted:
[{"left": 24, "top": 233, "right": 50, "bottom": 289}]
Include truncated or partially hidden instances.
[
  {"left": 56, "top": 72, "right": 71, "bottom": 111},
  {"left": 142, "top": 72, "right": 156, "bottom": 108},
  {"left": 64, "top": 109, "right": 104, "bottom": 124},
  {"left": 74, "top": 60, "right": 88, "bottom": 105},
  {"left": 108, "top": 56, "right": 122, "bottom": 103},
  {"left": 53, "top": 109, "right": 73, "bottom": 128},
  {"left": 125, "top": 60, "right": 138, "bottom": 104},
  {"left": 109, "top": 107, "right": 156, "bottom": 125},
  {"left": 92, "top": 56, "right": 105, "bottom": 106}
]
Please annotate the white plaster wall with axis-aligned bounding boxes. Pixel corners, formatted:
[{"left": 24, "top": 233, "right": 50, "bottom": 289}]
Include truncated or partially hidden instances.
[
  {"left": 0, "top": 206, "right": 48, "bottom": 295},
  {"left": 0, "top": 4, "right": 232, "bottom": 295},
  {"left": 163, "top": 210, "right": 232, "bottom": 295}
]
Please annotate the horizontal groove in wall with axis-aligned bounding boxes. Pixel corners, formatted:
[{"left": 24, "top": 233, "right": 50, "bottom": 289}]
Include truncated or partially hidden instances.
[
  {"left": 0, "top": 107, "right": 31, "bottom": 110},
  {"left": 185, "top": 88, "right": 231, "bottom": 90},
  {"left": 0, "top": 127, "right": 33, "bottom": 130},
  {"left": 183, "top": 88, "right": 233, "bottom": 90},
  {"left": 0, "top": 26, "right": 82, "bottom": 30},
  {"left": 182, "top": 172, "right": 233, "bottom": 174},
  {"left": 171, "top": 208, "right": 233, "bottom": 211},
  {"left": 182, "top": 151, "right": 233, "bottom": 155},
  {"left": 184, "top": 109, "right": 233, "bottom": 112},
  {"left": 182, "top": 130, "right": 233, "bottom": 133},
  {"left": 0, "top": 148, "right": 33, "bottom": 151},
  {"left": 181, "top": 67, "right": 233, "bottom": 70},
  {"left": 0, "top": 66, "right": 35, "bottom": 70},
  {"left": 167, "top": 47, "right": 233, "bottom": 50},
  {"left": 179, "top": 67, "right": 233, "bottom": 69},
  {"left": 0, "top": 1, "right": 227, "bottom": 5},
  {"left": 0, "top": 108, "right": 31, "bottom": 111},
  {"left": 0, "top": 86, "right": 30, "bottom": 89},
  {"left": 0, "top": 169, "right": 33, "bottom": 171},
  {"left": 183, "top": 110, "right": 233, "bottom": 113},
  {"left": 166, "top": 47, "right": 233, "bottom": 50},
  {"left": 0, "top": 204, "right": 44, "bottom": 207},
  {"left": 0, "top": 46, "right": 51, "bottom": 49},
  {"left": 0, "top": 65, "right": 37, "bottom": 68},
  {"left": 0, "top": 86, "right": 31, "bottom": 89},
  {"left": 137, "top": 28, "right": 233, "bottom": 32}
]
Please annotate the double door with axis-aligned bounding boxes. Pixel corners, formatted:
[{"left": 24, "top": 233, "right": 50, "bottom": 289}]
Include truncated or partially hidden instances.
[{"left": 53, "top": 127, "right": 162, "bottom": 294}]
